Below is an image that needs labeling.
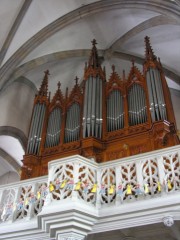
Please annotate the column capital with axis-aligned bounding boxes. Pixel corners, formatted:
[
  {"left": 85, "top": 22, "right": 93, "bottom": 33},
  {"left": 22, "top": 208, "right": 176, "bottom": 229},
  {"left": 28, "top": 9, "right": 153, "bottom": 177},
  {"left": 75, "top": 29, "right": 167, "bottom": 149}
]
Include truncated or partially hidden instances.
[
  {"left": 57, "top": 232, "right": 85, "bottom": 240},
  {"left": 163, "top": 216, "right": 174, "bottom": 227}
]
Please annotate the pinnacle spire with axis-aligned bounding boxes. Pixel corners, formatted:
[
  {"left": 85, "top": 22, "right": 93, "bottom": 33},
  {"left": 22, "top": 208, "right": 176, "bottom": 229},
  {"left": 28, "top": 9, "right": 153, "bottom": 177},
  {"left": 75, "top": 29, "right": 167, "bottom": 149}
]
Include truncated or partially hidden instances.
[
  {"left": 74, "top": 76, "right": 79, "bottom": 85},
  {"left": 145, "top": 36, "right": 156, "bottom": 61},
  {"left": 88, "top": 39, "right": 100, "bottom": 68},
  {"left": 57, "top": 81, "right": 61, "bottom": 90},
  {"left": 112, "top": 64, "right": 115, "bottom": 73},
  {"left": 132, "top": 58, "right": 135, "bottom": 67},
  {"left": 38, "top": 70, "right": 49, "bottom": 97}
]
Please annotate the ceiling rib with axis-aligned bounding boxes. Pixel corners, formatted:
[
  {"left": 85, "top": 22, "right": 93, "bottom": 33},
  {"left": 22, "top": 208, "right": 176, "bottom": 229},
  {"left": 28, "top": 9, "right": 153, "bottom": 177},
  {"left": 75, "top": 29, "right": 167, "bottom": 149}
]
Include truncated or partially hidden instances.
[
  {"left": 112, "top": 51, "right": 180, "bottom": 85},
  {"left": 0, "top": 0, "right": 32, "bottom": 66},
  {"left": 0, "top": 0, "right": 180, "bottom": 92},
  {"left": 0, "top": 148, "right": 21, "bottom": 174},
  {"left": 0, "top": 126, "right": 27, "bottom": 151},
  {"left": 110, "top": 15, "right": 178, "bottom": 50},
  {"left": 2, "top": 49, "right": 179, "bottom": 91}
]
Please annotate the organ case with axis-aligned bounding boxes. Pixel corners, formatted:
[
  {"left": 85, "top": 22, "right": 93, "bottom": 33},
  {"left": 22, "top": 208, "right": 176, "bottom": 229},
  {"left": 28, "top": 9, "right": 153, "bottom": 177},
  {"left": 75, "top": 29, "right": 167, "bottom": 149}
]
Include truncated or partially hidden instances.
[{"left": 21, "top": 37, "right": 179, "bottom": 180}]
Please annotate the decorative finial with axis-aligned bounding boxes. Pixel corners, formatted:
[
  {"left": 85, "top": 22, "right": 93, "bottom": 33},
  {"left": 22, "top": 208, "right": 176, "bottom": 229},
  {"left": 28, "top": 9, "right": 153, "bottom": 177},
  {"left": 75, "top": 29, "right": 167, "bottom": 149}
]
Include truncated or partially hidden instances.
[
  {"left": 132, "top": 59, "right": 135, "bottom": 67},
  {"left": 38, "top": 70, "right": 49, "bottom": 97},
  {"left": 144, "top": 36, "right": 156, "bottom": 61},
  {"left": 112, "top": 65, "right": 115, "bottom": 73},
  {"left": 44, "top": 69, "right": 50, "bottom": 76},
  {"left": 74, "top": 76, "right": 79, "bottom": 85},
  {"left": 88, "top": 39, "right": 99, "bottom": 68},
  {"left": 91, "top": 39, "right": 97, "bottom": 46},
  {"left": 123, "top": 69, "right": 126, "bottom": 80},
  {"left": 57, "top": 81, "right": 61, "bottom": 90},
  {"left": 84, "top": 62, "right": 87, "bottom": 71}
]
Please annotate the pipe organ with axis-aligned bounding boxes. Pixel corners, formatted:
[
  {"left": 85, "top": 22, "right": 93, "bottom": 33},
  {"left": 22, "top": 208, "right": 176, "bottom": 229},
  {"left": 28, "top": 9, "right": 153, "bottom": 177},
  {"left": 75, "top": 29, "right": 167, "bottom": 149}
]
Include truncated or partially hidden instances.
[{"left": 21, "top": 37, "right": 179, "bottom": 180}]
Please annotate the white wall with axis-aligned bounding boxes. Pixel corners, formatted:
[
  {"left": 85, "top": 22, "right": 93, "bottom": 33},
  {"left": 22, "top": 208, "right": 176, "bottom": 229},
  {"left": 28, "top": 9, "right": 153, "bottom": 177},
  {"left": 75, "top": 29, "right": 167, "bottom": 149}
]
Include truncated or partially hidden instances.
[
  {"left": 0, "top": 171, "right": 20, "bottom": 185},
  {"left": 0, "top": 81, "right": 35, "bottom": 137},
  {"left": 170, "top": 89, "right": 180, "bottom": 136}
]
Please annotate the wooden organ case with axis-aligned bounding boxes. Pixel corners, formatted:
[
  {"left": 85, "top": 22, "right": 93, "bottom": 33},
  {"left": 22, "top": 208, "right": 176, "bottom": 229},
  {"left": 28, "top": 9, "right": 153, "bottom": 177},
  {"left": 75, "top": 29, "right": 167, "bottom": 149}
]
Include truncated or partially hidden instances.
[{"left": 21, "top": 37, "right": 179, "bottom": 180}]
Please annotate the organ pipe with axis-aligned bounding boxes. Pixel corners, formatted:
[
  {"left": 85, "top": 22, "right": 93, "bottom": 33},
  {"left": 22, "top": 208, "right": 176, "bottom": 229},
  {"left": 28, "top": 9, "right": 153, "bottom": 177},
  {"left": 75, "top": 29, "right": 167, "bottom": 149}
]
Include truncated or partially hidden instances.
[
  {"left": 146, "top": 68, "right": 167, "bottom": 122},
  {"left": 107, "top": 90, "right": 124, "bottom": 132},
  {"left": 45, "top": 107, "right": 62, "bottom": 148},
  {"left": 65, "top": 103, "right": 80, "bottom": 143},
  {"left": 27, "top": 103, "right": 46, "bottom": 155},
  {"left": 83, "top": 76, "right": 103, "bottom": 139},
  {"left": 128, "top": 84, "right": 147, "bottom": 126}
]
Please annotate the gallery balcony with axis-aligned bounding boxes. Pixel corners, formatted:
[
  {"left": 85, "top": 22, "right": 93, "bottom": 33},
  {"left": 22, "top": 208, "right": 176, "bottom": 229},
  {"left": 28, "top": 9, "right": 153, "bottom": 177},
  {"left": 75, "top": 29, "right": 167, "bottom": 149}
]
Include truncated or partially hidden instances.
[{"left": 0, "top": 145, "right": 180, "bottom": 240}]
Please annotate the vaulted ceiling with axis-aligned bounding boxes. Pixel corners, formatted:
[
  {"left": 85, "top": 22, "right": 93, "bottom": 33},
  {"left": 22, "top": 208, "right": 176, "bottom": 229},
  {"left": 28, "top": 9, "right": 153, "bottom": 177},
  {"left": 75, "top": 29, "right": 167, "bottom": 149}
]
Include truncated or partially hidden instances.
[{"left": 0, "top": 0, "right": 179, "bottom": 181}]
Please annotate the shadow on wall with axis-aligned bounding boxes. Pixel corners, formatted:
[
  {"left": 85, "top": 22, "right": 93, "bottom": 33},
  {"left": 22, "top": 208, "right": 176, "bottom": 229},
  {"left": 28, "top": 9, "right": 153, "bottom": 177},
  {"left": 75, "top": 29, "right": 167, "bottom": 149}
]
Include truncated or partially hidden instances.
[{"left": 0, "top": 172, "right": 20, "bottom": 186}]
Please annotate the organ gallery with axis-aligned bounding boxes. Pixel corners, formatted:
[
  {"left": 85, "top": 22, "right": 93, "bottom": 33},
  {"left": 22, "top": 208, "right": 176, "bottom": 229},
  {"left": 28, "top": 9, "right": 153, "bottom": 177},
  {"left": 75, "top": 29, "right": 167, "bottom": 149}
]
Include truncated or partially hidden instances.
[{"left": 21, "top": 36, "right": 179, "bottom": 180}]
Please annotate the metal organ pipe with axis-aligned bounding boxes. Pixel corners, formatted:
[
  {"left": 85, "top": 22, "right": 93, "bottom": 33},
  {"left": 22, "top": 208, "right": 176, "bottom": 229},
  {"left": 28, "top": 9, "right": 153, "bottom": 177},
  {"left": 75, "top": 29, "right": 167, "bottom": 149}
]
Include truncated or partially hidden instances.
[
  {"left": 55, "top": 108, "right": 61, "bottom": 146},
  {"left": 71, "top": 105, "right": 74, "bottom": 142},
  {"left": 83, "top": 75, "right": 103, "bottom": 139},
  {"left": 128, "top": 90, "right": 132, "bottom": 126},
  {"left": 45, "top": 110, "right": 51, "bottom": 148},
  {"left": 107, "top": 89, "right": 124, "bottom": 132},
  {"left": 114, "top": 89, "right": 117, "bottom": 130},
  {"left": 69, "top": 104, "right": 73, "bottom": 142},
  {"left": 51, "top": 109, "right": 55, "bottom": 147},
  {"left": 36, "top": 104, "right": 46, "bottom": 154},
  {"left": 150, "top": 68, "right": 160, "bottom": 120},
  {"left": 30, "top": 103, "right": 45, "bottom": 154},
  {"left": 65, "top": 103, "right": 80, "bottom": 143},
  {"left": 139, "top": 86, "right": 144, "bottom": 123},
  {"left": 27, "top": 103, "right": 39, "bottom": 154},
  {"left": 96, "top": 76, "right": 100, "bottom": 137},
  {"left": 146, "top": 68, "right": 167, "bottom": 122},
  {"left": 134, "top": 85, "right": 138, "bottom": 125},
  {"left": 87, "top": 76, "right": 92, "bottom": 137},
  {"left": 52, "top": 109, "right": 56, "bottom": 146},
  {"left": 65, "top": 108, "right": 70, "bottom": 143},
  {"left": 52, "top": 109, "right": 57, "bottom": 146},
  {"left": 30, "top": 103, "right": 41, "bottom": 154},
  {"left": 72, "top": 104, "right": 75, "bottom": 141},
  {"left": 154, "top": 69, "right": 167, "bottom": 120},
  {"left": 128, "top": 84, "right": 147, "bottom": 126},
  {"left": 120, "top": 94, "right": 124, "bottom": 129},
  {"left": 33, "top": 104, "right": 44, "bottom": 154},
  {"left": 146, "top": 72, "right": 155, "bottom": 122},
  {"left": 83, "top": 79, "right": 88, "bottom": 138},
  {"left": 73, "top": 104, "right": 76, "bottom": 141},
  {"left": 99, "top": 78, "right": 103, "bottom": 138},
  {"left": 76, "top": 103, "right": 80, "bottom": 141},
  {"left": 45, "top": 107, "right": 62, "bottom": 148},
  {"left": 91, "top": 76, "right": 96, "bottom": 136}
]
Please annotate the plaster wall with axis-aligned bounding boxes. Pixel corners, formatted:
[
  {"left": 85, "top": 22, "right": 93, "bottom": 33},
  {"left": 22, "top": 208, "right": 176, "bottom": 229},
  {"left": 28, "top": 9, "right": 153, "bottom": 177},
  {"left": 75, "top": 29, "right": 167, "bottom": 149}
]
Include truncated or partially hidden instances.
[
  {"left": 170, "top": 89, "right": 180, "bottom": 134},
  {"left": 0, "top": 82, "right": 35, "bottom": 137},
  {"left": 0, "top": 171, "right": 19, "bottom": 185}
]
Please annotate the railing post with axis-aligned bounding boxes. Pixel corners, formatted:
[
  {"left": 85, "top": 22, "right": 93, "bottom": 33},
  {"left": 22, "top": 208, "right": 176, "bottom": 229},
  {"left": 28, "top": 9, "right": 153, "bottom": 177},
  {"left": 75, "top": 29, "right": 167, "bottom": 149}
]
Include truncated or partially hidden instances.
[
  {"left": 157, "top": 155, "right": 165, "bottom": 184},
  {"left": 44, "top": 165, "right": 54, "bottom": 206},
  {"left": 72, "top": 160, "right": 80, "bottom": 201},
  {"left": 26, "top": 183, "right": 36, "bottom": 219},
  {"left": 115, "top": 165, "right": 121, "bottom": 205},
  {"left": 12, "top": 186, "right": 21, "bottom": 222},
  {"left": 96, "top": 168, "right": 101, "bottom": 209},
  {"left": 135, "top": 160, "right": 144, "bottom": 192}
]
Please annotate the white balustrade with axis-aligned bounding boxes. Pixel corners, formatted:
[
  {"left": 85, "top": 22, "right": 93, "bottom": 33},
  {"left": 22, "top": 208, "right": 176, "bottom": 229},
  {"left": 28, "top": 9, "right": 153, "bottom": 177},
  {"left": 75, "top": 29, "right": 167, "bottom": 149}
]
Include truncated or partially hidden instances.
[
  {"left": 0, "top": 176, "right": 47, "bottom": 223},
  {"left": 0, "top": 145, "right": 180, "bottom": 225}
]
